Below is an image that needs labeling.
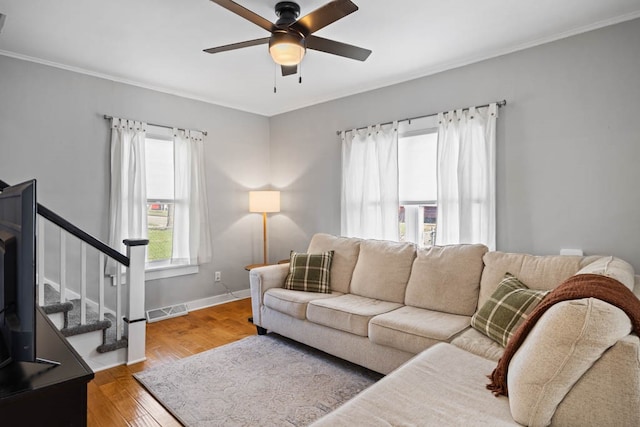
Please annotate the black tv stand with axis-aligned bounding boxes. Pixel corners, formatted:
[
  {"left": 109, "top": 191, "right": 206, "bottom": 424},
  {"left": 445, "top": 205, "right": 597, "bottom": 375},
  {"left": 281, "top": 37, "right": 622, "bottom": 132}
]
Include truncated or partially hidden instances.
[
  {"left": 35, "top": 357, "right": 61, "bottom": 367},
  {"left": 0, "top": 306, "right": 93, "bottom": 426}
]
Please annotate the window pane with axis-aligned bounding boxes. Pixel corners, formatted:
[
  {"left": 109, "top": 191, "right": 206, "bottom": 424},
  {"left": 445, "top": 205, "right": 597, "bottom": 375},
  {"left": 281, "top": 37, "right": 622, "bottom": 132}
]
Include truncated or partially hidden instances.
[
  {"left": 147, "top": 202, "right": 173, "bottom": 262},
  {"left": 423, "top": 205, "right": 437, "bottom": 246},
  {"left": 145, "top": 138, "right": 174, "bottom": 200},
  {"left": 398, "top": 132, "right": 437, "bottom": 203},
  {"left": 399, "top": 204, "right": 438, "bottom": 247}
]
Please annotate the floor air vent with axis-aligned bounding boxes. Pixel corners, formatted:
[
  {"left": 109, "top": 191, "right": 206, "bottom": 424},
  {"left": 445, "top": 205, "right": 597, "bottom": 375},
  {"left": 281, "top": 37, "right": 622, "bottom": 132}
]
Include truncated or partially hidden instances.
[{"left": 146, "top": 304, "right": 189, "bottom": 323}]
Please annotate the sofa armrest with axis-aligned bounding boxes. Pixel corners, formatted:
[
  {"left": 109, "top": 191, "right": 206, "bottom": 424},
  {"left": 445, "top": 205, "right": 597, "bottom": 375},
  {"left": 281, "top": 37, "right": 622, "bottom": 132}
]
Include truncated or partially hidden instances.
[
  {"left": 250, "top": 264, "right": 289, "bottom": 327},
  {"left": 552, "top": 334, "right": 640, "bottom": 426}
]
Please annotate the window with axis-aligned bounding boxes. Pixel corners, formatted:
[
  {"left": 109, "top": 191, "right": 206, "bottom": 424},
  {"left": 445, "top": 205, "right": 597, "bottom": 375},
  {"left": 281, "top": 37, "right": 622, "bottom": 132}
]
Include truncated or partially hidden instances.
[
  {"left": 108, "top": 119, "right": 210, "bottom": 280},
  {"left": 143, "top": 125, "right": 209, "bottom": 279},
  {"left": 145, "top": 135, "right": 176, "bottom": 267},
  {"left": 341, "top": 104, "right": 497, "bottom": 249},
  {"left": 398, "top": 130, "right": 438, "bottom": 247}
]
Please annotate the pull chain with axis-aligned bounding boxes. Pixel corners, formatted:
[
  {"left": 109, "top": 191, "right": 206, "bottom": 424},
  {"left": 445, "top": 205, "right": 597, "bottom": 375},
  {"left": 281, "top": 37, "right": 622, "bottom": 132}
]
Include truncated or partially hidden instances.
[
  {"left": 273, "top": 63, "right": 277, "bottom": 93},
  {"left": 299, "top": 61, "right": 302, "bottom": 84}
]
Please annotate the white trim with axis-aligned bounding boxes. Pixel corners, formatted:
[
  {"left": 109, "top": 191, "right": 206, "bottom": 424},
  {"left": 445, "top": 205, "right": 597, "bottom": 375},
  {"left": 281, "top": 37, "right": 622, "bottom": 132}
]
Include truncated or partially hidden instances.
[
  {"left": 93, "top": 360, "right": 129, "bottom": 372},
  {"left": 0, "top": 49, "right": 250, "bottom": 114},
  {"left": 44, "top": 274, "right": 246, "bottom": 315},
  {"left": 185, "top": 289, "right": 251, "bottom": 312},
  {"left": 2, "top": 11, "right": 639, "bottom": 116},
  {"left": 66, "top": 332, "right": 127, "bottom": 372},
  {"left": 277, "top": 11, "right": 640, "bottom": 116},
  {"left": 145, "top": 264, "right": 199, "bottom": 281},
  {"left": 126, "top": 356, "right": 147, "bottom": 366}
]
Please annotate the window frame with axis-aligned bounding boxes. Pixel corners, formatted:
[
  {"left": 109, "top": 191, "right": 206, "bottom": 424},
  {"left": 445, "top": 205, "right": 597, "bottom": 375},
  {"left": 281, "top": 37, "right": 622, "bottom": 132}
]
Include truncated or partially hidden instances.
[
  {"left": 143, "top": 125, "right": 199, "bottom": 279},
  {"left": 397, "top": 118, "right": 439, "bottom": 247}
]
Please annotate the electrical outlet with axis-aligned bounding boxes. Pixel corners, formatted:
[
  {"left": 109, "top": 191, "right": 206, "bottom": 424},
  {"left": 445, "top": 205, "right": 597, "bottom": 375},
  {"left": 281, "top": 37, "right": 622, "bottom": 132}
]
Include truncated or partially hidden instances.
[{"left": 215, "top": 271, "right": 221, "bottom": 282}]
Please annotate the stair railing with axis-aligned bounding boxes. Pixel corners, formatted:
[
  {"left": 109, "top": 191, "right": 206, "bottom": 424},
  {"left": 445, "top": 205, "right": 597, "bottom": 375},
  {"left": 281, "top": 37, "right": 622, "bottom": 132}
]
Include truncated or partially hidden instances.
[{"left": 0, "top": 180, "right": 148, "bottom": 365}]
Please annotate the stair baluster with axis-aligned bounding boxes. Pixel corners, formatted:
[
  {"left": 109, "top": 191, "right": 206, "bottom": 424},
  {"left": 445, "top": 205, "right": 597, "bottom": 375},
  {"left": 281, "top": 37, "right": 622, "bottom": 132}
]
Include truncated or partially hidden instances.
[
  {"left": 35, "top": 205, "right": 146, "bottom": 365},
  {"left": 80, "top": 242, "right": 87, "bottom": 325},
  {"left": 115, "top": 271, "right": 122, "bottom": 341},
  {"left": 60, "top": 230, "right": 66, "bottom": 303},
  {"left": 99, "top": 254, "right": 105, "bottom": 321},
  {"left": 37, "top": 216, "right": 45, "bottom": 307}
]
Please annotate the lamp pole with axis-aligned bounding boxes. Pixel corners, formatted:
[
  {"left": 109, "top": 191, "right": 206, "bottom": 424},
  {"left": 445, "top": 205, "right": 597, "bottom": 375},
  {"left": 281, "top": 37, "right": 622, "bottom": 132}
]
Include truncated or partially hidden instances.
[{"left": 262, "top": 211, "right": 268, "bottom": 265}]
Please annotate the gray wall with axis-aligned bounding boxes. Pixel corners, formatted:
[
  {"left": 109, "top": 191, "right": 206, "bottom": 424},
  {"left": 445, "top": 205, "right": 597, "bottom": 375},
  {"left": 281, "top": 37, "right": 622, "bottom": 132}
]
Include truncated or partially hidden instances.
[
  {"left": 2, "top": 17, "right": 639, "bottom": 312},
  {"left": 269, "top": 18, "right": 640, "bottom": 272},
  {"left": 0, "top": 55, "right": 271, "bottom": 310}
]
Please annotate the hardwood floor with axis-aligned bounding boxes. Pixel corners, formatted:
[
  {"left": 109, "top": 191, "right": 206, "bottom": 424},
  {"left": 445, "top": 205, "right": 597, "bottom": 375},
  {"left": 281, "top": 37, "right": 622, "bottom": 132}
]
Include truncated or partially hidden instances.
[{"left": 87, "top": 298, "right": 257, "bottom": 426}]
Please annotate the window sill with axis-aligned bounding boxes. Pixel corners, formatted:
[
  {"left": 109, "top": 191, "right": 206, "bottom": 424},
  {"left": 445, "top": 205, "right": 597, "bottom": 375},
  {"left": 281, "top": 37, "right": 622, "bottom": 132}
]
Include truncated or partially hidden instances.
[{"left": 145, "top": 263, "right": 199, "bottom": 281}]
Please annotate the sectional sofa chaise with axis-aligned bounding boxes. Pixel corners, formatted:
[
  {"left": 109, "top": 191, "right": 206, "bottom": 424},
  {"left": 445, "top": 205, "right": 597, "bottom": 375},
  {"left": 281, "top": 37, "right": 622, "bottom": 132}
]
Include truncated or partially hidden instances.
[{"left": 249, "top": 233, "right": 640, "bottom": 426}]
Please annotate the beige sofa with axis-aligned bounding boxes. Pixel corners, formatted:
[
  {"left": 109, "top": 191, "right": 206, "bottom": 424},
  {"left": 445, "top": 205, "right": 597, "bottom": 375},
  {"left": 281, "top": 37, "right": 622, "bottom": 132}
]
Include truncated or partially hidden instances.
[{"left": 249, "top": 233, "right": 640, "bottom": 426}]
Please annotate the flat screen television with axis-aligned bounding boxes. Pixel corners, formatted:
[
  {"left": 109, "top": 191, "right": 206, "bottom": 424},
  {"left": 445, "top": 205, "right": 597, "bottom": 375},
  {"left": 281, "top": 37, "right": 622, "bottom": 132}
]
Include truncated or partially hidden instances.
[{"left": 0, "top": 179, "right": 37, "bottom": 369}]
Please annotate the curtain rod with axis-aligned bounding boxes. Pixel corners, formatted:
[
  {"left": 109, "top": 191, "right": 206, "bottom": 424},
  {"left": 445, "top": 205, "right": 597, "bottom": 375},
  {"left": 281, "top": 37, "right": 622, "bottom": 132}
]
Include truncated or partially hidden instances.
[
  {"left": 335, "top": 99, "right": 507, "bottom": 136},
  {"left": 103, "top": 115, "right": 208, "bottom": 136}
]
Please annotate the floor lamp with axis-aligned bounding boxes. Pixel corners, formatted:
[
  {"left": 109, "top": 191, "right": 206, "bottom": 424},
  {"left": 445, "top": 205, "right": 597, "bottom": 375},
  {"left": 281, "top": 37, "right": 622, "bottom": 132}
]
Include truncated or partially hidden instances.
[{"left": 249, "top": 191, "right": 281, "bottom": 266}]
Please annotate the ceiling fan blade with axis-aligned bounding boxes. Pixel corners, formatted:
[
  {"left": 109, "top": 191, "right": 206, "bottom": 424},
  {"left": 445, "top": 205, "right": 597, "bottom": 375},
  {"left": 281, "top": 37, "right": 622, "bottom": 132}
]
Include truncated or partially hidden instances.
[
  {"left": 209, "top": 0, "right": 274, "bottom": 32},
  {"left": 306, "top": 35, "right": 371, "bottom": 61},
  {"left": 291, "top": 0, "right": 358, "bottom": 36},
  {"left": 203, "top": 37, "right": 270, "bottom": 54},
  {"left": 281, "top": 65, "right": 297, "bottom": 76}
]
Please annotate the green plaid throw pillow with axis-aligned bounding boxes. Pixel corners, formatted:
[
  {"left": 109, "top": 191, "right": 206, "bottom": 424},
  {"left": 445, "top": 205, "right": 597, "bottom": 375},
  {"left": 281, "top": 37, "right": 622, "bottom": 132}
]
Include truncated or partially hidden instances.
[
  {"left": 471, "top": 273, "right": 550, "bottom": 347},
  {"left": 283, "top": 251, "right": 334, "bottom": 293}
]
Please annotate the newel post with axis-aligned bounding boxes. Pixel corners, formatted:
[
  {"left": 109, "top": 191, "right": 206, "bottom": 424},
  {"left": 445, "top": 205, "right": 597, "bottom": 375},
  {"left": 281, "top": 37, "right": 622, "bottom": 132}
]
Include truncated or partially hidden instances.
[{"left": 124, "top": 239, "right": 148, "bottom": 365}]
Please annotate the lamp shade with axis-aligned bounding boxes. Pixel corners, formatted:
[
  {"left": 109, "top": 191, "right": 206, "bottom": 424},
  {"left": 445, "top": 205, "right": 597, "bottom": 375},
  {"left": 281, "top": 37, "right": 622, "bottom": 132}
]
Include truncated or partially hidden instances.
[
  {"left": 249, "top": 191, "right": 281, "bottom": 213},
  {"left": 269, "top": 31, "right": 305, "bottom": 66}
]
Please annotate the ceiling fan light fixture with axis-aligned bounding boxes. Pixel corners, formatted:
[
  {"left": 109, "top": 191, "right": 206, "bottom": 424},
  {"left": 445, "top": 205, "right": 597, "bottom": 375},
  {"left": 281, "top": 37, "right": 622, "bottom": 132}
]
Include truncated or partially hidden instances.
[{"left": 269, "top": 31, "right": 306, "bottom": 66}]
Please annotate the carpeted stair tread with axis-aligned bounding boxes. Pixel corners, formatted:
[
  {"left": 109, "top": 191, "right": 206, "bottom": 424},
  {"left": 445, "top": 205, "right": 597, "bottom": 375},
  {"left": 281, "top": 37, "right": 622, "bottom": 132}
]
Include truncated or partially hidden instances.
[
  {"left": 40, "top": 283, "right": 74, "bottom": 314},
  {"left": 97, "top": 337, "right": 128, "bottom": 353},
  {"left": 42, "top": 301, "right": 74, "bottom": 315},
  {"left": 39, "top": 283, "right": 125, "bottom": 352},
  {"left": 61, "top": 318, "right": 112, "bottom": 337}
]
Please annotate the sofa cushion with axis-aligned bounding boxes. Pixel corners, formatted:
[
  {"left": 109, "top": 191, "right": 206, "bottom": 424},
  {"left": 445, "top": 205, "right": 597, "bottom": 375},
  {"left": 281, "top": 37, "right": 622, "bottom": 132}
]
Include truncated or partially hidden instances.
[
  {"left": 312, "top": 343, "right": 517, "bottom": 427},
  {"left": 306, "top": 294, "right": 402, "bottom": 337},
  {"left": 576, "top": 256, "right": 635, "bottom": 290},
  {"left": 307, "top": 233, "right": 361, "bottom": 294},
  {"left": 263, "top": 288, "right": 343, "bottom": 320},
  {"left": 507, "top": 298, "right": 632, "bottom": 427},
  {"left": 478, "top": 252, "right": 599, "bottom": 308},
  {"left": 404, "top": 244, "right": 488, "bottom": 316},
  {"left": 369, "top": 306, "right": 470, "bottom": 354},
  {"left": 284, "top": 251, "right": 334, "bottom": 293},
  {"left": 451, "top": 328, "right": 504, "bottom": 362},
  {"left": 349, "top": 239, "right": 416, "bottom": 303},
  {"left": 471, "top": 273, "right": 549, "bottom": 347}
]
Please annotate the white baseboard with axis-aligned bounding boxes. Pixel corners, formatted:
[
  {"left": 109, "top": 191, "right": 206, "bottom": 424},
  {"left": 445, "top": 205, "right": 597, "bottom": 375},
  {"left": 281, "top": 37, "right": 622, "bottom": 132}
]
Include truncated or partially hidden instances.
[
  {"left": 44, "top": 275, "right": 251, "bottom": 316},
  {"left": 66, "top": 331, "right": 127, "bottom": 372},
  {"left": 186, "top": 289, "right": 251, "bottom": 312}
]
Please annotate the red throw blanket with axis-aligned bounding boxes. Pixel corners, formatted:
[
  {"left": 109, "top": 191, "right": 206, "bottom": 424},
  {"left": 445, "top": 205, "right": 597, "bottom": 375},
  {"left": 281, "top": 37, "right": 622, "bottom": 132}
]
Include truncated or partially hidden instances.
[{"left": 487, "top": 273, "right": 640, "bottom": 397}]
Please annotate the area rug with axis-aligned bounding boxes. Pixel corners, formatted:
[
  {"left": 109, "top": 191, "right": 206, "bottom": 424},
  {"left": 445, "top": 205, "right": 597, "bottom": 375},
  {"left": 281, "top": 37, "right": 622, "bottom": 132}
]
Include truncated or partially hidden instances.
[{"left": 134, "top": 334, "right": 382, "bottom": 426}]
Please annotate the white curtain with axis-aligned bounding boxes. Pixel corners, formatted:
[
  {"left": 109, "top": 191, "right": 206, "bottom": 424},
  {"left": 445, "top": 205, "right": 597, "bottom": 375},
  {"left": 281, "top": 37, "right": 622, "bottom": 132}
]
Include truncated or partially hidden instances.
[
  {"left": 108, "top": 118, "right": 148, "bottom": 273},
  {"left": 436, "top": 103, "right": 497, "bottom": 250},
  {"left": 341, "top": 122, "right": 399, "bottom": 240},
  {"left": 173, "top": 129, "right": 212, "bottom": 264}
]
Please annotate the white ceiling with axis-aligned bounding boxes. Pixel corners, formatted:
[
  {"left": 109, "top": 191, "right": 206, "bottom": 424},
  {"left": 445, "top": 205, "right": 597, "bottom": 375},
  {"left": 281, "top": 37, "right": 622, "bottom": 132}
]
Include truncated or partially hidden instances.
[{"left": 1, "top": 0, "right": 639, "bottom": 116}]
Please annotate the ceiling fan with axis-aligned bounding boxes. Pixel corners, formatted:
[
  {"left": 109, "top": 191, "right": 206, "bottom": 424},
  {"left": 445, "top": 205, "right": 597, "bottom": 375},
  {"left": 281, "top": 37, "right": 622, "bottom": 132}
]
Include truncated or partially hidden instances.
[{"left": 204, "top": 0, "right": 372, "bottom": 77}]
